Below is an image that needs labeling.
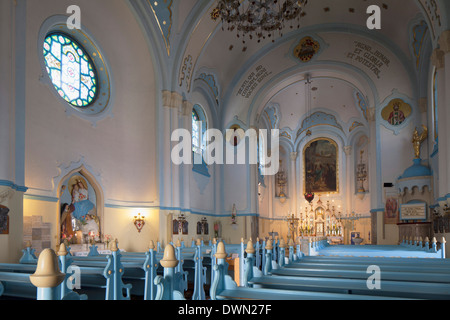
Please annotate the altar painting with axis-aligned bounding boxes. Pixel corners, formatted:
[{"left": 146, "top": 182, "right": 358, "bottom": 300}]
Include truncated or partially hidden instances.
[{"left": 304, "top": 139, "right": 338, "bottom": 193}]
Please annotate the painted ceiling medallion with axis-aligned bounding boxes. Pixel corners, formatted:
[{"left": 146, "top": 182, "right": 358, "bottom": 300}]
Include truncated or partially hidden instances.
[{"left": 294, "top": 36, "right": 320, "bottom": 62}]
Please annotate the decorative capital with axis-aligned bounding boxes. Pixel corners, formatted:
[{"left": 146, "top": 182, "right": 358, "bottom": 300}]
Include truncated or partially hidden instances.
[
  {"left": 438, "top": 30, "right": 450, "bottom": 54},
  {"left": 367, "top": 107, "right": 376, "bottom": 122},
  {"left": 344, "top": 146, "right": 352, "bottom": 156},
  {"left": 290, "top": 152, "right": 298, "bottom": 161},
  {"left": 431, "top": 49, "right": 445, "bottom": 69},
  {"left": 181, "top": 100, "right": 193, "bottom": 117},
  {"left": 418, "top": 97, "right": 428, "bottom": 114},
  {"left": 162, "top": 91, "right": 183, "bottom": 109}
]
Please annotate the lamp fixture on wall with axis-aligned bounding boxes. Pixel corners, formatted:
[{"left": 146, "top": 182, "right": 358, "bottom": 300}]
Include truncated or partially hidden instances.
[
  {"left": 133, "top": 213, "right": 145, "bottom": 233},
  {"left": 211, "top": 0, "right": 308, "bottom": 44}
]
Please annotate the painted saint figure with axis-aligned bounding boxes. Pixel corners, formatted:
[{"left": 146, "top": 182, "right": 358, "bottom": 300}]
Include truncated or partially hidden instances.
[
  {"left": 388, "top": 102, "right": 406, "bottom": 126},
  {"left": 70, "top": 179, "right": 95, "bottom": 221}
]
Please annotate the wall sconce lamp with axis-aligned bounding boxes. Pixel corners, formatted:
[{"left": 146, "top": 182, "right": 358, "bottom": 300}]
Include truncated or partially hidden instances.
[{"left": 133, "top": 213, "right": 145, "bottom": 233}]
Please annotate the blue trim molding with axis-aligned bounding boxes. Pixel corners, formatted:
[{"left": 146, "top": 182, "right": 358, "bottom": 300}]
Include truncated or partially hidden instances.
[{"left": 0, "top": 180, "right": 28, "bottom": 192}]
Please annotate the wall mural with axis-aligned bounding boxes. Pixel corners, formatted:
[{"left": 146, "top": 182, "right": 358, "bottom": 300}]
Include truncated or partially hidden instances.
[
  {"left": 60, "top": 174, "right": 100, "bottom": 244},
  {"left": 304, "top": 138, "right": 338, "bottom": 194},
  {"left": 294, "top": 36, "right": 320, "bottom": 62},
  {"left": 381, "top": 99, "right": 412, "bottom": 126}
]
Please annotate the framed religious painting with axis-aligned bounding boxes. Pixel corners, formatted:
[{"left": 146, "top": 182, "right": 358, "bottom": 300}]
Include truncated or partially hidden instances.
[
  {"left": 0, "top": 205, "right": 9, "bottom": 235},
  {"left": 304, "top": 138, "right": 339, "bottom": 194},
  {"left": 384, "top": 193, "right": 399, "bottom": 224}
]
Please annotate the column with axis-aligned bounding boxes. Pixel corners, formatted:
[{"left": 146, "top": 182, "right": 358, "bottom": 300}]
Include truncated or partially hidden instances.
[
  {"left": 367, "top": 106, "right": 384, "bottom": 243},
  {"left": 161, "top": 91, "right": 183, "bottom": 209},
  {"left": 0, "top": 0, "right": 13, "bottom": 182},
  {"left": 431, "top": 48, "right": 446, "bottom": 200},
  {"left": 344, "top": 146, "right": 353, "bottom": 214},
  {"left": 180, "top": 100, "right": 192, "bottom": 211},
  {"left": 290, "top": 152, "right": 298, "bottom": 213},
  {"left": 437, "top": 31, "right": 450, "bottom": 201}
]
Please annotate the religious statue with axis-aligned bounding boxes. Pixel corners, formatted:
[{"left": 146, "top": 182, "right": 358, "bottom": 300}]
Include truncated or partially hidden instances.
[
  {"left": 60, "top": 175, "right": 100, "bottom": 243},
  {"left": 412, "top": 125, "right": 428, "bottom": 159}
]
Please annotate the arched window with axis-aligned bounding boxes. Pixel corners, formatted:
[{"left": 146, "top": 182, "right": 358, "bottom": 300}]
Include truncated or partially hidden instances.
[
  {"left": 192, "top": 105, "right": 207, "bottom": 154},
  {"left": 191, "top": 105, "right": 210, "bottom": 177},
  {"left": 43, "top": 33, "right": 98, "bottom": 107}
]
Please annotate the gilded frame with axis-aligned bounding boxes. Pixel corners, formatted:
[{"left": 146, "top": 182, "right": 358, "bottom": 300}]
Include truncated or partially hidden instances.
[{"left": 303, "top": 138, "right": 339, "bottom": 194}]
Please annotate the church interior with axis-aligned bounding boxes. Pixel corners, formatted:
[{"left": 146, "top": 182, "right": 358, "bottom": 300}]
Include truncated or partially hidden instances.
[{"left": 1, "top": 0, "right": 450, "bottom": 301}]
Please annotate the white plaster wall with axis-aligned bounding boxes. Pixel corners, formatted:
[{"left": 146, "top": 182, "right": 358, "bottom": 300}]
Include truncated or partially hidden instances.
[{"left": 24, "top": 0, "right": 158, "bottom": 203}]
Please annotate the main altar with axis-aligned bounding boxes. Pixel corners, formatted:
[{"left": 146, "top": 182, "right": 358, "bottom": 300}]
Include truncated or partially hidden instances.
[{"left": 285, "top": 196, "right": 344, "bottom": 244}]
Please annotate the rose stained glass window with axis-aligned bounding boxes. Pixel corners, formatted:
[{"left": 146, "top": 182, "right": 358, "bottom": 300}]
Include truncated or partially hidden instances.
[{"left": 43, "top": 33, "right": 98, "bottom": 107}]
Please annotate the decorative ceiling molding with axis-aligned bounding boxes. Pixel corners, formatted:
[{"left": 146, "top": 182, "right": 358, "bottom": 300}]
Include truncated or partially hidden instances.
[{"left": 148, "top": 0, "right": 173, "bottom": 56}]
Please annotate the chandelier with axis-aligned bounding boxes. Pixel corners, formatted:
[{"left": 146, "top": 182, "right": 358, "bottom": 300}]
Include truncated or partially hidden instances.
[{"left": 211, "top": 0, "right": 308, "bottom": 43}]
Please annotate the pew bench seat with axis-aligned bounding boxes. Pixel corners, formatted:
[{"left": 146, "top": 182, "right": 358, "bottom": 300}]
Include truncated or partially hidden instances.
[
  {"left": 283, "top": 262, "right": 450, "bottom": 274},
  {"left": 248, "top": 275, "right": 450, "bottom": 300},
  {"left": 0, "top": 272, "right": 35, "bottom": 300},
  {"left": 271, "top": 267, "right": 450, "bottom": 283},
  {"left": 215, "top": 287, "right": 414, "bottom": 300}
]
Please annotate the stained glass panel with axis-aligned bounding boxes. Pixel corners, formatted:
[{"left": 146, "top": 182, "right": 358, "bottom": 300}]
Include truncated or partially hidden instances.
[
  {"left": 43, "top": 33, "right": 98, "bottom": 107},
  {"left": 192, "top": 110, "right": 200, "bottom": 153}
]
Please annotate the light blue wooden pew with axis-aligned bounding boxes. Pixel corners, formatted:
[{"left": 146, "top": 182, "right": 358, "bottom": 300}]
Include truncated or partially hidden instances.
[
  {"left": 244, "top": 240, "right": 450, "bottom": 300},
  {"left": 0, "top": 246, "right": 86, "bottom": 300},
  {"left": 19, "top": 242, "right": 37, "bottom": 264},
  {"left": 154, "top": 244, "right": 185, "bottom": 300},
  {"left": 192, "top": 239, "right": 207, "bottom": 300},
  {"left": 64, "top": 241, "right": 188, "bottom": 299},
  {"left": 19, "top": 243, "right": 133, "bottom": 300},
  {"left": 309, "top": 236, "right": 446, "bottom": 259},
  {"left": 210, "top": 241, "right": 413, "bottom": 301},
  {"left": 0, "top": 248, "right": 87, "bottom": 300}
]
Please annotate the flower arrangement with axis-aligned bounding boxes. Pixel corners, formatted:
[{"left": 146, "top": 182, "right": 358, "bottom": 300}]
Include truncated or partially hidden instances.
[
  {"left": 62, "top": 233, "right": 73, "bottom": 246},
  {"left": 103, "top": 234, "right": 113, "bottom": 249},
  {"left": 88, "top": 231, "right": 100, "bottom": 245}
]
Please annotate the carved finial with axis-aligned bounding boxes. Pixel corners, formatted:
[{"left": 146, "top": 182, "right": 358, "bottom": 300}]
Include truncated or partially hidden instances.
[
  {"left": 213, "top": 238, "right": 217, "bottom": 244},
  {"left": 149, "top": 240, "right": 155, "bottom": 250},
  {"left": 442, "top": 237, "right": 447, "bottom": 244},
  {"left": 25, "top": 241, "right": 32, "bottom": 248},
  {"left": 265, "top": 240, "right": 273, "bottom": 250},
  {"left": 432, "top": 237, "right": 437, "bottom": 244},
  {"left": 29, "top": 249, "right": 65, "bottom": 289},
  {"left": 245, "top": 239, "right": 255, "bottom": 254},
  {"left": 425, "top": 237, "right": 430, "bottom": 243},
  {"left": 279, "top": 238, "right": 286, "bottom": 248},
  {"left": 176, "top": 239, "right": 182, "bottom": 248},
  {"left": 196, "top": 238, "right": 202, "bottom": 246},
  {"left": 215, "top": 241, "right": 228, "bottom": 259},
  {"left": 160, "top": 244, "right": 179, "bottom": 268},
  {"left": 111, "top": 240, "right": 118, "bottom": 252},
  {"left": 58, "top": 243, "right": 68, "bottom": 256},
  {"left": 288, "top": 238, "right": 295, "bottom": 247}
]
